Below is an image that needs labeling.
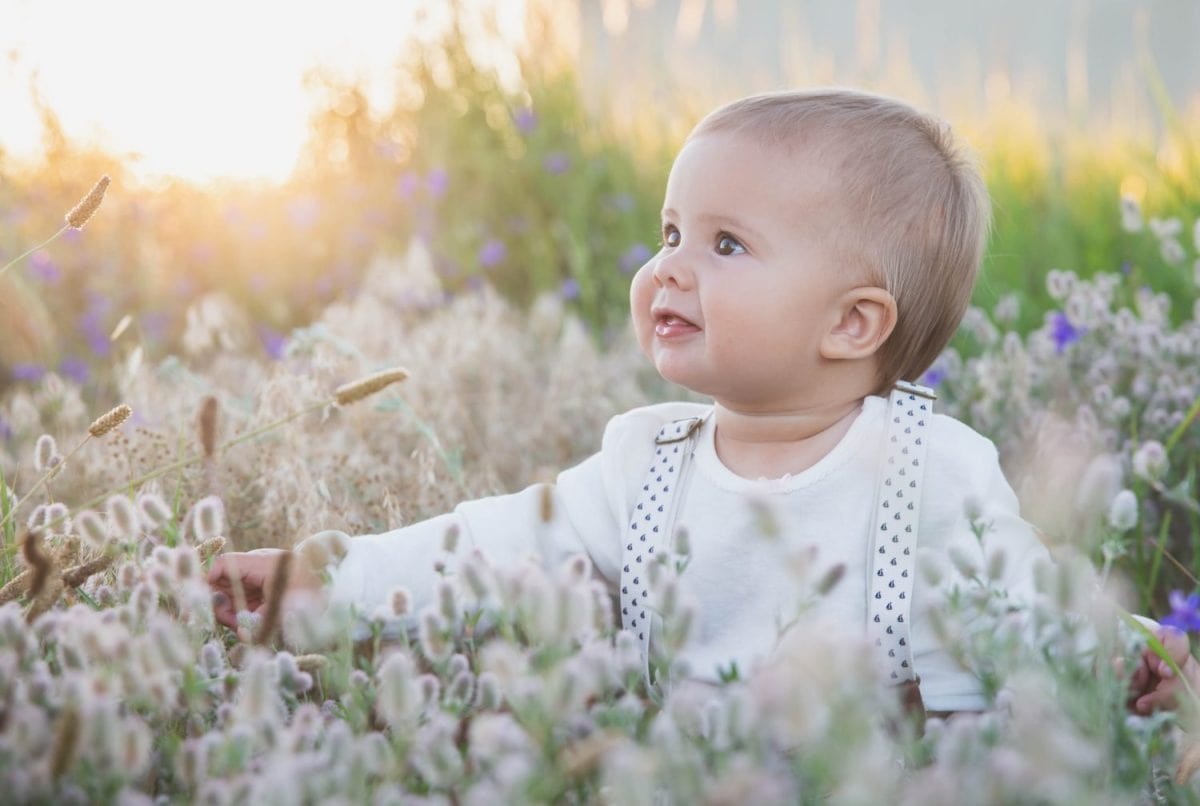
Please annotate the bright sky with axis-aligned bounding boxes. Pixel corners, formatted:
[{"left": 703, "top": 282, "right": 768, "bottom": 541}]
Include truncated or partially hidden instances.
[{"left": 0, "top": 0, "right": 527, "bottom": 184}]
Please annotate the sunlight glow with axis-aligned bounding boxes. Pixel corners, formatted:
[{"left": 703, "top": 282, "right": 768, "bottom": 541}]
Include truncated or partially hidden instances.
[{"left": 0, "top": 0, "right": 528, "bottom": 184}]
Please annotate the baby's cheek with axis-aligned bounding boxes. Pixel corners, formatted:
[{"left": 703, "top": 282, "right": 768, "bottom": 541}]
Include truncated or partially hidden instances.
[{"left": 629, "top": 267, "right": 656, "bottom": 350}]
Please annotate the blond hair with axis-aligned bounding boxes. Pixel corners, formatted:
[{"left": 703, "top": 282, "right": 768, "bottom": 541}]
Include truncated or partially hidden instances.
[{"left": 690, "top": 89, "right": 991, "bottom": 393}]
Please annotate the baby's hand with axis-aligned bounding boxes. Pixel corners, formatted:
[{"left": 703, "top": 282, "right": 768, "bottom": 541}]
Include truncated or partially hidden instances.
[
  {"left": 1126, "top": 627, "right": 1200, "bottom": 715},
  {"left": 206, "top": 548, "right": 322, "bottom": 633}
]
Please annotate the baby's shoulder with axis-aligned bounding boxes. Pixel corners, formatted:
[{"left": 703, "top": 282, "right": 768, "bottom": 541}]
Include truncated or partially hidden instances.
[{"left": 924, "top": 409, "right": 1003, "bottom": 486}]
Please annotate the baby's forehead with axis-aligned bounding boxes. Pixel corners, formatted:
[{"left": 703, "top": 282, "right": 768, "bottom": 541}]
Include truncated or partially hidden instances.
[{"left": 670, "top": 129, "right": 849, "bottom": 210}]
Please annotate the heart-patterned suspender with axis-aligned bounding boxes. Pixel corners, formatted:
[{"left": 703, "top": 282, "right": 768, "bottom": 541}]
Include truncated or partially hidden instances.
[
  {"left": 619, "top": 414, "right": 707, "bottom": 680},
  {"left": 619, "top": 382, "right": 934, "bottom": 689},
  {"left": 867, "top": 380, "right": 935, "bottom": 686}
]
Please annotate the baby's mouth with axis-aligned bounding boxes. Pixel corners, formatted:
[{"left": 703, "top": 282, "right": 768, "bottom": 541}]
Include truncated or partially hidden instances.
[{"left": 653, "top": 311, "right": 700, "bottom": 337}]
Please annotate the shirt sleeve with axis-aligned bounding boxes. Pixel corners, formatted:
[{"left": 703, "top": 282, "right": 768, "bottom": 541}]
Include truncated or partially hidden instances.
[
  {"left": 912, "top": 426, "right": 1052, "bottom": 712},
  {"left": 309, "top": 412, "right": 641, "bottom": 624}
]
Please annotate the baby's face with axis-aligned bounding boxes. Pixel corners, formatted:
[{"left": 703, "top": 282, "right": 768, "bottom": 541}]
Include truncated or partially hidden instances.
[{"left": 629, "top": 130, "right": 857, "bottom": 409}]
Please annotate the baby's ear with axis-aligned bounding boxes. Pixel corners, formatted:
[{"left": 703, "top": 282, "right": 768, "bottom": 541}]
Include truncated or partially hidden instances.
[{"left": 820, "top": 287, "right": 897, "bottom": 361}]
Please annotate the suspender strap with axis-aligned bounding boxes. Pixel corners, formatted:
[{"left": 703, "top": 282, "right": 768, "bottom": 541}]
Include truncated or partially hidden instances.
[
  {"left": 620, "top": 414, "right": 707, "bottom": 678},
  {"left": 868, "top": 380, "right": 936, "bottom": 684},
  {"left": 621, "top": 385, "right": 934, "bottom": 690}
]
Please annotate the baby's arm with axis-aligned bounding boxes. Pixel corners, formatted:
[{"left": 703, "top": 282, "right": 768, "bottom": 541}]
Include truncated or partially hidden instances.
[{"left": 206, "top": 416, "right": 634, "bottom": 636}]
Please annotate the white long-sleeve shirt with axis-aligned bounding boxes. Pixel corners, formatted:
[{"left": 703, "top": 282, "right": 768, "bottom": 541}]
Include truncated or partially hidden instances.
[{"left": 321, "top": 396, "right": 1051, "bottom": 712}]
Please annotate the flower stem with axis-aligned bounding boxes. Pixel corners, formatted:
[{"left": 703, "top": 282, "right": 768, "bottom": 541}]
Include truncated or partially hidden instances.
[{"left": 0, "top": 225, "right": 69, "bottom": 280}]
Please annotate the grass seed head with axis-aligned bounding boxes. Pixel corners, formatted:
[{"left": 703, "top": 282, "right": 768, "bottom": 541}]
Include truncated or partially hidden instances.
[
  {"left": 105, "top": 495, "right": 139, "bottom": 543},
  {"left": 21, "top": 531, "right": 52, "bottom": 600},
  {"left": 88, "top": 404, "right": 132, "bottom": 438},
  {"left": 0, "top": 568, "right": 32, "bottom": 604},
  {"left": 192, "top": 496, "right": 225, "bottom": 543},
  {"left": 255, "top": 550, "right": 292, "bottom": 644},
  {"left": 441, "top": 523, "right": 460, "bottom": 553},
  {"left": 196, "top": 535, "right": 227, "bottom": 563},
  {"left": 136, "top": 493, "right": 172, "bottom": 529},
  {"left": 390, "top": 586, "right": 411, "bottom": 617},
  {"left": 33, "top": 434, "right": 57, "bottom": 473},
  {"left": 333, "top": 367, "right": 409, "bottom": 406},
  {"left": 49, "top": 707, "right": 81, "bottom": 779},
  {"left": 61, "top": 554, "right": 115, "bottom": 588},
  {"left": 75, "top": 510, "right": 108, "bottom": 548},
  {"left": 197, "top": 395, "right": 219, "bottom": 458},
  {"left": 65, "top": 175, "right": 111, "bottom": 229}
]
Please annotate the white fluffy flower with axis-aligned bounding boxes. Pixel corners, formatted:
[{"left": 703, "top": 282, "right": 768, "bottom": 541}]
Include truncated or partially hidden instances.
[
  {"left": 1132, "top": 440, "right": 1168, "bottom": 481},
  {"left": 1107, "top": 489, "right": 1139, "bottom": 532}
]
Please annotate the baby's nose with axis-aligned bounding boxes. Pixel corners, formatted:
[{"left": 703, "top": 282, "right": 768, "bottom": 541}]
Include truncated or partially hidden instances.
[{"left": 652, "top": 251, "right": 694, "bottom": 290}]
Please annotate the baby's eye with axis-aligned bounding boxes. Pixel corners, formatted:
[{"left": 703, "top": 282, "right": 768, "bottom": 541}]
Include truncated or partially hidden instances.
[
  {"left": 662, "top": 223, "right": 681, "bottom": 248},
  {"left": 715, "top": 233, "right": 745, "bottom": 256}
]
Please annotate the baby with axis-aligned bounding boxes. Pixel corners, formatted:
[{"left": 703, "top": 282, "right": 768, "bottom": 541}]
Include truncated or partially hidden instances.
[{"left": 208, "top": 89, "right": 1184, "bottom": 715}]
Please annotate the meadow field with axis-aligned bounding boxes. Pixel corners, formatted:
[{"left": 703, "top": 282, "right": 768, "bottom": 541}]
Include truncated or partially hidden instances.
[{"left": 2, "top": 9, "right": 1200, "bottom": 803}]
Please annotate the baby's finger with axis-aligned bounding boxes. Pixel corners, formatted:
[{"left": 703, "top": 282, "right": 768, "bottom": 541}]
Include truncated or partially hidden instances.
[
  {"left": 212, "top": 592, "right": 238, "bottom": 629},
  {"left": 1158, "top": 627, "right": 1190, "bottom": 657},
  {"left": 207, "top": 555, "right": 233, "bottom": 586},
  {"left": 1128, "top": 654, "right": 1151, "bottom": 693},
  {"left": 1137, "top": 682, "right": 1182, "bottom": 714}
]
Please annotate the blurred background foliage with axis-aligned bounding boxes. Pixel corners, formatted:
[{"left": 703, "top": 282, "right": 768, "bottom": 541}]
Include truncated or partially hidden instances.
[{"left": 0, "top": 1, "right": 1198, "bottom": 396}]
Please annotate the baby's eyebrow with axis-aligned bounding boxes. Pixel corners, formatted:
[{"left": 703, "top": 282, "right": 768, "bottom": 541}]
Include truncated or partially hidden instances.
[{"left": 661, "top": 208, "right": 763, "bottom": 242}]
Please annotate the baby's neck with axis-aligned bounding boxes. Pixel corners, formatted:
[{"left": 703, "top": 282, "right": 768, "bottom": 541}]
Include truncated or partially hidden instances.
[{"left": 711, "top": 398, "right": 864, "bottom": 480}]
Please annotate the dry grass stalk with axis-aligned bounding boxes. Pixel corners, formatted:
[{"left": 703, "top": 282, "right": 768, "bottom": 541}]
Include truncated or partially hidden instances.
[
  {"left": 1178, "top": 735, "right": 1200, "bottom": 784},
  {"left": 198, "top": 396, "right": 219, "bottom": 458},
  {"left": 65, "top": 175, "right": 111, "bottom": 230},
  {"left": 255, "top": 550, "right": 292, "bottom": 644},
  {"left": 49, "top": 707, "right": 81, "bottom": 779},
  {"left": 88, "top": 404, "right": 133, "bottom": 438},
  {"left": 61, "top": 554, "right": 115, "bottom": 588},
  {"left": 333, "top": 367, "right": 409, "bottom": 406}
]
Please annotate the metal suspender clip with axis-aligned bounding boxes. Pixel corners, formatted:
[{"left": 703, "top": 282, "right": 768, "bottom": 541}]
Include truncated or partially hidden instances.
[
  {"left": 653, "top": 415, "right": 707, "bottom": 445},
  {"left": 893, "top": 379, "right": 938, "bottom": 401}
]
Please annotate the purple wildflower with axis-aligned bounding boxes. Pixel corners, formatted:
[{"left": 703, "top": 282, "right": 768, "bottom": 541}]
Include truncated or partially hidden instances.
[
  {"left": 29, "top": 251, "right": 61, "bottom": 284},
  {"left": 427, "top": 168, "right": 449, "bottom": 199},
  {"left": 58, "top": 356, "right": 90, "bottom": 385},
  {"left": 514, "top": 108, "right": 537, "bottom": 134},
  {"left": 1162, "top": 591, "right": 1200, "bottom": 633},
  {"left": 396, "top": 171, "right": 419, "bottom": 200},
  {"left": 62, "top": 228, "right": 82, "bottom": 244},
  {"left": 79, "top": 302, "right": 112, "bottom": 358},
  {"left": 921, "top": 367, "right": 946, "bottom": 387},
  {"left": 542, "top": 152, "right": 570, "bottom": 175},
  {"left": 10, "top": 363, "right": 45, "bottom": 383},
  {"left": 140, "top": 312, "right": 170, "bottom": 343},
  {"left": 609, "top": 193, "right": 635, "bottom": 212},
  {"left": 1050, "top": 311, "right": 1083, "bottom": 353},
  {"left": 0, "top": 418, "right": 12, "bottom": 443},
  {"left": 619, "top": 243, "right": 652, "bottom": 274},
  {"left": 191, "top": 241, "right": 216, "bottom": 263},
  {"left": 560, "top": 277, "right": 581, "bottom": 301},
  {"left": 477, "top": 239, "right": 507, "bottom": 268},
  {"left": 288, "top": 196, "right": 322, "bottom": 230},
  {"left": 256, "top": 325, "right": 287, "bottom": 361}
]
